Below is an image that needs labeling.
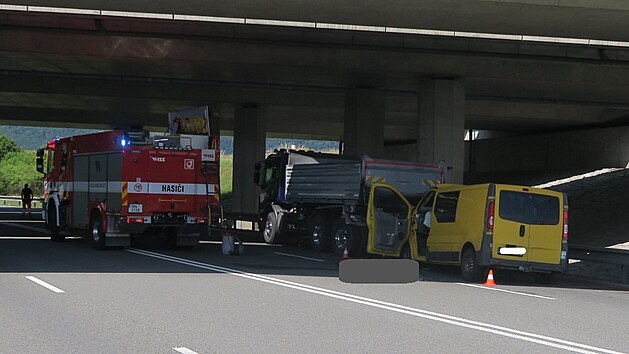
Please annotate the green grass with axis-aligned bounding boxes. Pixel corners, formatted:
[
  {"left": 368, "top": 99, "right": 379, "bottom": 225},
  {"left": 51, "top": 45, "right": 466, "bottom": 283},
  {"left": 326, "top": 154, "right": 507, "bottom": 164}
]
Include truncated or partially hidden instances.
[{"left": 220, "top": 153, "right": 233, "bottom": 199}]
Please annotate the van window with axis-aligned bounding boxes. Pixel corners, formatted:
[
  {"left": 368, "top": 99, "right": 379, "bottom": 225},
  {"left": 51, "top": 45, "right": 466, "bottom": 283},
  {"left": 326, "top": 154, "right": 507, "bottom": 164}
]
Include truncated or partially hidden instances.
[
  {"left": 374, "top": 187, "right": 407, "bottom": 218},
  {"left": 434, "top": 191, "right": 459, "bottom": 223},
  {"left": 499, "top": 191, "right": 559, "bottom": 225}
]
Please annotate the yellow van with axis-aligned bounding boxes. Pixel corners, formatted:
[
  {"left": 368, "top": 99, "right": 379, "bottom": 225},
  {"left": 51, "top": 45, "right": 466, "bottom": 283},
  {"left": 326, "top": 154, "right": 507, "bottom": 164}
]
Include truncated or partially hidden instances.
[{"left": 365, "top": 183, "right": 569, "bottom": 282}]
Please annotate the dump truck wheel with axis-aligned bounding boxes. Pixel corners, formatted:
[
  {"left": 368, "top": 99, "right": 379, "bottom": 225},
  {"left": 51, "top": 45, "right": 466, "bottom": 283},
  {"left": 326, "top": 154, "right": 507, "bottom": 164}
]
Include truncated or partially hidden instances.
[
  {"left": 332, "top": 220, "right": 348, "bottom": 255},
  {"left": 309, "top": 214, "right": 332, "bottom": 252},
  {"left": 263, "top": 212, "right": 279, "bottom": 244}
]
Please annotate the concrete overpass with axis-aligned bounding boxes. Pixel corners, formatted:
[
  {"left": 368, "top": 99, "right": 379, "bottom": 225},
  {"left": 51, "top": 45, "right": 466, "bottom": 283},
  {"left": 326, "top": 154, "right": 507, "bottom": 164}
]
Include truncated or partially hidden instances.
[{"left": 2, "top": 1, "right": 629, "bottom": 214}]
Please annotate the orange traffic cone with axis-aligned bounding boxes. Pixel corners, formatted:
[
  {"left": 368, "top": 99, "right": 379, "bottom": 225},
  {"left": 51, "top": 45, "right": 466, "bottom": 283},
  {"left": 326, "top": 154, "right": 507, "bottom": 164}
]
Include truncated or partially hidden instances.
[
  {"left": 340, "top": 246, "right": 350, "bottom": 261},
  {"left": 484, "top": 269, "right": 496, "bottom": 286}
]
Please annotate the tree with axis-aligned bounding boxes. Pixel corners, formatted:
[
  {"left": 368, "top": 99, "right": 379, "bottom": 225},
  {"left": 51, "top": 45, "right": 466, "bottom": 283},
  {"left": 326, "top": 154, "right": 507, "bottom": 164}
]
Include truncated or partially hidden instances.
[
  {"left": 0, "top": 134, "right": 22, "bottom": 162},
  {"left": 0, "top": 150, "right": 42, "bottom": 196}
]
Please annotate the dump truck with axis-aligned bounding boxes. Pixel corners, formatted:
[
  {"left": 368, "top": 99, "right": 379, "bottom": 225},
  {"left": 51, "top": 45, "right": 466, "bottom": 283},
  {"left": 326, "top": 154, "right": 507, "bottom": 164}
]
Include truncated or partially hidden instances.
[{"left": 254, "top": 149, "right": 446, "bottom": 254}]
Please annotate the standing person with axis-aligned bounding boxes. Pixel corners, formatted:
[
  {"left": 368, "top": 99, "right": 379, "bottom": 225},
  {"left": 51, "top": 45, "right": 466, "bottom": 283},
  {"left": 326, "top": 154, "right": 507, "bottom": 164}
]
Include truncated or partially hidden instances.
[{"left": 21, "top": 183, "right": 33, "bottom": 218}]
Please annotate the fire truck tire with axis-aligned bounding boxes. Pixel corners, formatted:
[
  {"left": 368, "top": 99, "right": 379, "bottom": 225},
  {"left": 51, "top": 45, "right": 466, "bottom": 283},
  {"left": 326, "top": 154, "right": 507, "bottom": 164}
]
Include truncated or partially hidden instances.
[
  {"left": 91, "top": 214, "right": 106, "bottom": 250},
  {"left": 48, "top": 205, "right": 63, "bottom": 242},
  {"left": 309, "top": 214, "right": 332, "bottom": 252},
  {"left": 263, "top": 212, "right": 279, "bottom": 244}
]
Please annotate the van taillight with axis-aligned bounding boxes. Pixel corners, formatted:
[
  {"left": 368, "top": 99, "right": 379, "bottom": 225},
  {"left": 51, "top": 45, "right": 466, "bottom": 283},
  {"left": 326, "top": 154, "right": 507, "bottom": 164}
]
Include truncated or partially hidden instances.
[
  {"left": 562, "top": 210, "right": 569, "bottom": 242},
  {"left": 487, "top": 200, "right": 495, "bottom": 231}
]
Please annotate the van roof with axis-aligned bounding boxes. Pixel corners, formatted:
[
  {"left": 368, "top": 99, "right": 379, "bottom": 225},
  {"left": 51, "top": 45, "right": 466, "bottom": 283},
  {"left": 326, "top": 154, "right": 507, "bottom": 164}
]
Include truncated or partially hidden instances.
[{"left": 434, "top": 183, "right": 563, "bottom": 195}]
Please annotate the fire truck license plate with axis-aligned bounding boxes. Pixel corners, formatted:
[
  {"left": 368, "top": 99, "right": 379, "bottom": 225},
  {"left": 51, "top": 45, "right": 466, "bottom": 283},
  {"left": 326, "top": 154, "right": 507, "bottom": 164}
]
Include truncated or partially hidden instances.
[{"left": 128, "top": 204, "right": 143, "bottom": 213}]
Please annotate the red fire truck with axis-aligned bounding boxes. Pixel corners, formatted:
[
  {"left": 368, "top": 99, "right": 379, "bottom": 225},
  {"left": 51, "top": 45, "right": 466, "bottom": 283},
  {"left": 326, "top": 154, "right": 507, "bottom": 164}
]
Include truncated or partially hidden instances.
[{"left": 36, "top": 129, "right": 221, "bottom": 249}]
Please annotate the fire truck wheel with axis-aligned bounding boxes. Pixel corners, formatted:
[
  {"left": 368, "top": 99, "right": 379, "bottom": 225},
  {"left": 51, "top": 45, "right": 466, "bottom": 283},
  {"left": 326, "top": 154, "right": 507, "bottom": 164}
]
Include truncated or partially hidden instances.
[
  {"left": 48, "top": 205, "right": 63, "bottom": 242},
  {"left": 309, "top": 214, "right": 332, "bottom": 252},
  {"left": 263, "top": 212, "right": 279, "bottom": 244},
  {"left": 91, "top": 214, "right": 106, "bottom": 250}
]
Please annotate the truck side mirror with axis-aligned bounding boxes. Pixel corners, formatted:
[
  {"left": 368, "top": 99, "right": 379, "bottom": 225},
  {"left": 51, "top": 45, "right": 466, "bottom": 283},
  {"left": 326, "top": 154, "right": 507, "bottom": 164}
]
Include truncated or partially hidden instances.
[
  {"left": 36, "top": 148, "right": 44, "bottom": 158},
  {"left": 36, "top": 157, "right": 44, "bottom": 174}
]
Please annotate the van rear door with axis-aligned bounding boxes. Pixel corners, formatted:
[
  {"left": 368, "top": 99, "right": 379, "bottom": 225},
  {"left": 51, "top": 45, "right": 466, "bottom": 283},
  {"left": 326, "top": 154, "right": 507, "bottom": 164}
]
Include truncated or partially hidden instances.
[
  {"left": 493, "top": 186, "right": 532, "bottom": 262},
  {"left": 494, "top": 186, "right": 563, "bottom": 264},
  {"left": 526, "top": 189, "right": 563, "bottom": 265},
  {"left": 366, "top": 183, "right": 412, "bottom": 256}
]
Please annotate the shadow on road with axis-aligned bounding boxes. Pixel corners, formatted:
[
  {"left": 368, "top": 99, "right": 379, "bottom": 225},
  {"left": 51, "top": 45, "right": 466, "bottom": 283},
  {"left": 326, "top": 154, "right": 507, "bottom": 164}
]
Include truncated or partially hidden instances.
[
  {"left": 1, "top": 207, "right": 626, "bottom": 291},
  {"left": 419, "top": 263, "right": 628, "bottom": 291}
]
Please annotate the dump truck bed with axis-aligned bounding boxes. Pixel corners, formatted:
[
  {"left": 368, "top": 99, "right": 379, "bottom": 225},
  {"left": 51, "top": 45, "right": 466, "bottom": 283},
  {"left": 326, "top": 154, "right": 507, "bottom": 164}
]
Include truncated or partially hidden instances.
[{"left": 285, "top": 156, "right": 444, "bottom": 205}]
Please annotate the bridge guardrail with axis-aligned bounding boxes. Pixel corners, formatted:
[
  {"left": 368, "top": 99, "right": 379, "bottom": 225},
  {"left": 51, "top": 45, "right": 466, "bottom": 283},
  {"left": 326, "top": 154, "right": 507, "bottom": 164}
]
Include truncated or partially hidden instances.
[
  {"left": 0, "top": 196, "right": 44, "bottom": 208},
  {"left": 569, "top": 244, "right": 629, "bottom": 284}
]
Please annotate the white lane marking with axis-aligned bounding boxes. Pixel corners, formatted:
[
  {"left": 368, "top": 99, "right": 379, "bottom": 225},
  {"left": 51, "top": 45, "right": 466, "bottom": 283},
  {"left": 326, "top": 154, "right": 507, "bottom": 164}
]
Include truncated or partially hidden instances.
[
  {"left": 25, "top": 276, "right": 65, "bottom": 293},
  {"left": 0, "top": 237, "right": 50, "bottom": 240},
  {"left": 199, "top": 240, "right": 282, "bottom": 247},
  {"left": 456, "top": 283, "right": 556, "bottom": 300},
  {"left": 126, "top": 248, "right": 622, "bottom": 354},
  {"left": 1, "top": 222, "right": 50, "bottom": 234},
  {"left": 273, "top": 252, "right": 325, "bottom": 262},
  {"left": 173, "top": 347, "right": 199, "bottom": 354},
  {"left": 0, "top": 220, "right": 45, "bottom": 223}
]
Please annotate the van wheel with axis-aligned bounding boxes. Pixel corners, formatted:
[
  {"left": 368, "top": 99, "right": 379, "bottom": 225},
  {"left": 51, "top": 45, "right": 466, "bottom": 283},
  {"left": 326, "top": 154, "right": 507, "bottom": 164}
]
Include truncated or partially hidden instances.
[
  {"left": 400, "top": 244, "right": 412, "bottom": 259},
  {"left": 309, "top": 214, "right": 332, "bottom": 252},
  {"left": 263, "top": 212, "right": 279, "bottom": 244},
  {"left": 48, "top": 205, "right": 64, "bottom": 242},
  {"left": 461, "top": 247, "right": 484, "bottom": 282},
  {"left": 91, "top": 213, "right": 106, "bottom": 250}
]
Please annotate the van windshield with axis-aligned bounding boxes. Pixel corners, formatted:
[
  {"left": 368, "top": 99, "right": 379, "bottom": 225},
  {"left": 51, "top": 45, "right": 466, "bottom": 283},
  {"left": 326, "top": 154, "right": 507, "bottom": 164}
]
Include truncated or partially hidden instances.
[{"left": 498, "top": 191, "right": 559, "bottom": 225}]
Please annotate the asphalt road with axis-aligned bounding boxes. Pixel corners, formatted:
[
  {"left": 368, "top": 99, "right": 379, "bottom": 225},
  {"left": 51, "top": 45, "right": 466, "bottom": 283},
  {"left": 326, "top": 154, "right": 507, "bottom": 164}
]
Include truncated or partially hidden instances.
[{"left": 1, "top": 207, "right": 627, "bottom": 354}]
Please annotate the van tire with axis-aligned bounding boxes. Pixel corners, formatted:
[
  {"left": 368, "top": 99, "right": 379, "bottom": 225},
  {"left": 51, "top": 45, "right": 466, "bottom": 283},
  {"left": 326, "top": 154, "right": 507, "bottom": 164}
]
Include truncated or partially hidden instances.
[
  {"left": 400, "top": 244, "right": 412, "bottom": 259},
  {"left": 309, "top": 214, "right": 332, "bottom": 252},
  {"left": 461, "top": 247, "right": 484, "bottom": 282},
  {"left": 263, "top": 212, "right": 279, "bottom": 244}
]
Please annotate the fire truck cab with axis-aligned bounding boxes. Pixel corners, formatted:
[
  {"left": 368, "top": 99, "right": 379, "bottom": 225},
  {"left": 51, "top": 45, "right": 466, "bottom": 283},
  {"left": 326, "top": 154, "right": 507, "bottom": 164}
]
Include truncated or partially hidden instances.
[{"left": 36, "top": 129, "right": 220, "bottom": 249}]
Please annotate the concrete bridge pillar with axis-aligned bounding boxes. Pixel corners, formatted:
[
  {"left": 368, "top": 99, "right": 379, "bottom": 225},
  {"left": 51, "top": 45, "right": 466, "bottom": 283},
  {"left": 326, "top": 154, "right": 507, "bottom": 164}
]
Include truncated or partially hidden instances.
[
  {"left": 418, "top": 79, "right": 465, "bottom": 183},
  {"left": 232, "top": 104, "right": 266, "bottom": 215},
  {"left": 343, "top": 88, "right": 384, "bottom": 158}
]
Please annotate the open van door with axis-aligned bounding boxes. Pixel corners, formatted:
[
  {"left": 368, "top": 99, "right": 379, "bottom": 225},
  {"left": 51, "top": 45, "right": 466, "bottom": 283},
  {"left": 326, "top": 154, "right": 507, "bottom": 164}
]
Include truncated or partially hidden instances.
[{"left": 366, "top": 183, "right": 412, "bottom": 256}]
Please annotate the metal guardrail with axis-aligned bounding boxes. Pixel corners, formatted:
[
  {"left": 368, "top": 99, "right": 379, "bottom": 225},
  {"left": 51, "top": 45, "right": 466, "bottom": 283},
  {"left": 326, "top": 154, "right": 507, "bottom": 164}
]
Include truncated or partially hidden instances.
[
  {"left": 569, "top": 244, "right": 629, "bottom": 284},
  {"left": 0, "top": 196, "right": 44, "bottom": 208}
]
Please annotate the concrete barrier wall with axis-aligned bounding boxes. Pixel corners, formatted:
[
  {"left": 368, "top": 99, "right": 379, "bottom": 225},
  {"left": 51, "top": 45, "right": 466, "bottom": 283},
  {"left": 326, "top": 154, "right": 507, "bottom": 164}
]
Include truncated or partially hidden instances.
[
  {"left": 384, "top": 126, "right": 629, "bottom": 185},
  {"left": 470, "top": 126, "right": 629, "bottom": 172}
]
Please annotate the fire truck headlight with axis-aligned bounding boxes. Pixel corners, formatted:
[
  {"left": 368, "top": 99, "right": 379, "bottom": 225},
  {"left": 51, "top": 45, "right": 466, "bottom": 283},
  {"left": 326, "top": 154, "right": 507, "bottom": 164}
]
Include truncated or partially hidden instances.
[{"left": 120, "top": 138, "right": 128, "bottom": 147}]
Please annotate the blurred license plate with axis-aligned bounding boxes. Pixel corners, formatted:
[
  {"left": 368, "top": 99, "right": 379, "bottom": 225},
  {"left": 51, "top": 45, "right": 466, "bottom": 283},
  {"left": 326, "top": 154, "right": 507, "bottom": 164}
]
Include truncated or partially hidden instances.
[{"left": 128, "top": 204, "right": 143, "bottom": 213}]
